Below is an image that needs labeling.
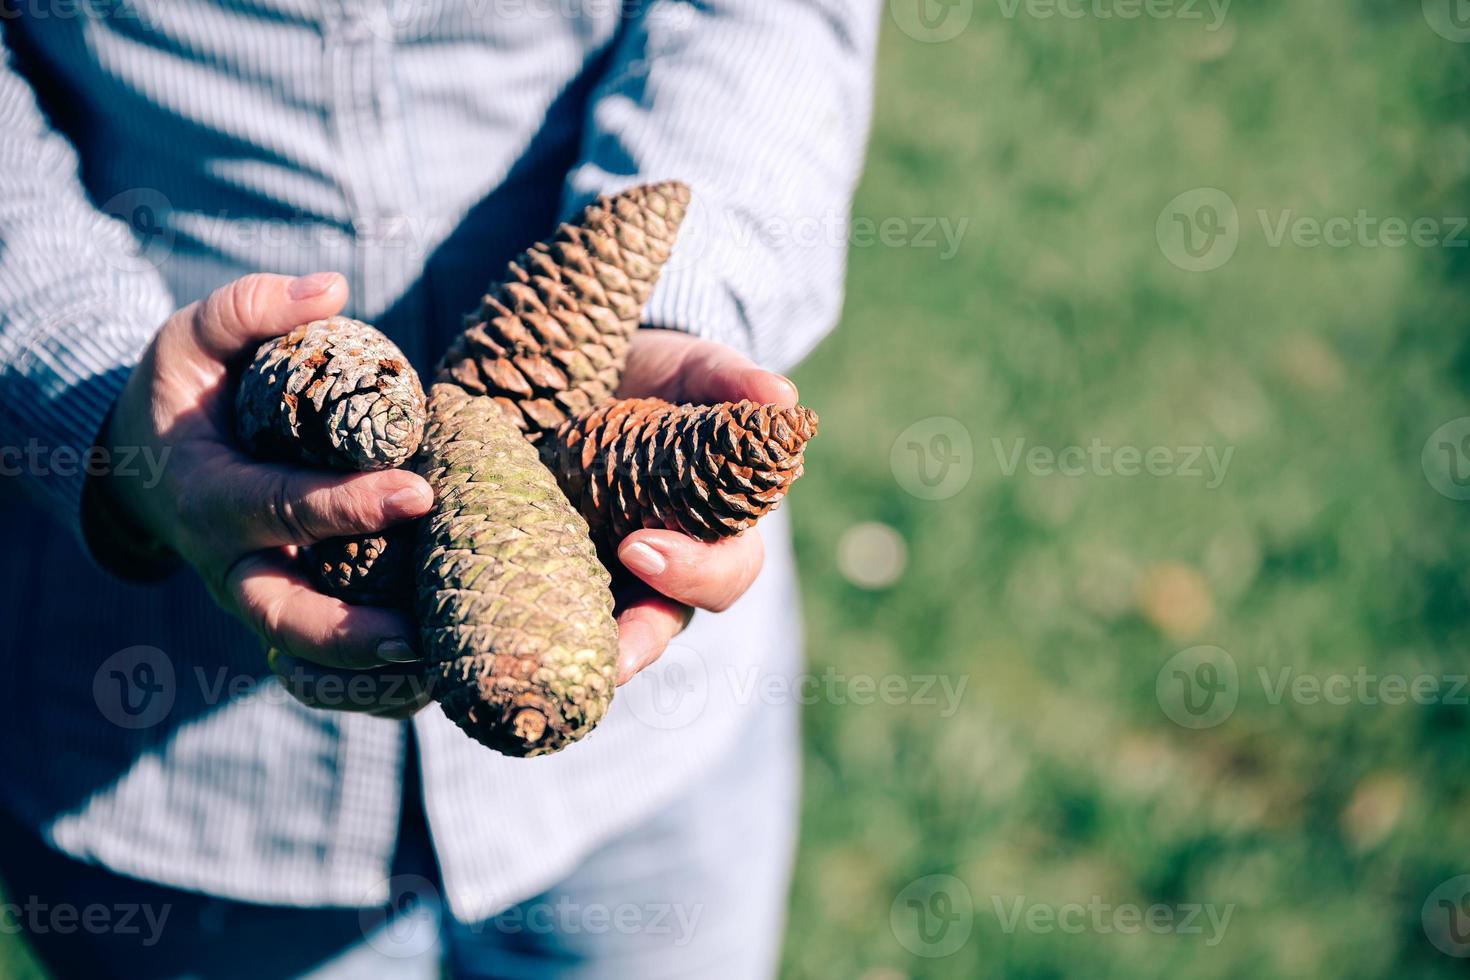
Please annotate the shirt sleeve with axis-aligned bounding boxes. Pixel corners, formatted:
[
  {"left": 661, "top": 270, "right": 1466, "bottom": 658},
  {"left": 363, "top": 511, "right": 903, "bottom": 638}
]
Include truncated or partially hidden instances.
[
  {"left": 0, "top": 25, "right": 176, "bottom": 536},
  {"left": 562, "top": 0, "right": 881, "bottom": 373}
]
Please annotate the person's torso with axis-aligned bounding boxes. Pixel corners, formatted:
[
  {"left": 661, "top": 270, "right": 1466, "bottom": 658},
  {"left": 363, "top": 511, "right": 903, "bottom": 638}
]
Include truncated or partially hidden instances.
[
  {"left": 6, "top": 1, "right": 630, "bottom": 359},
  {"left": 0, "top": 4, "right": 805, "bottom": 919}
]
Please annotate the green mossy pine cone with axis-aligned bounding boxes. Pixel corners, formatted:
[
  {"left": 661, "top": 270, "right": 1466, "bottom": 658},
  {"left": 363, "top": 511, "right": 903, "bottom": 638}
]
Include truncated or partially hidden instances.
[
  {"left": 437, "top": 182, "right": 691, "bottom": 442},
  {"left": 415, "top": 383, "right": 618, "bottom": 757}
]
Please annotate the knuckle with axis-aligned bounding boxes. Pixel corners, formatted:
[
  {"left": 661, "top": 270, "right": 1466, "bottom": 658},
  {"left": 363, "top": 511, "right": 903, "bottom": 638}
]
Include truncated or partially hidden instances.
[
  {"left": 260, "top": 588, "right": 292, "bottom": 649},
  {"left": 702, "top": 539, "right": 762, "bottom": 613},
  {"left": 169, "top": 300, "right": 203, "bottom": 343},
  {"left": 226, "top": 274, "right": 269, "bottom": 331},
  {"left": 705, "top": 590, "right": 738, "bottom": 614},
  {"left": 228, "top": 557, "right": 287, "bottom": 651},
  {"left": 266, "top": 473, "right": 322, "bottom": 544},
  {"left": 324, "top": 483, "right": 380, "bottom": 533}
]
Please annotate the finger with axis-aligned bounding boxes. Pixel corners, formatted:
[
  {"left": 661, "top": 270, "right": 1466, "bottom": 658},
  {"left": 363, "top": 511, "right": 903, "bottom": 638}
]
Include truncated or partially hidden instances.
[
  {"left": 229, "top": 552, "right": 422, "bottom": 670},
  {"left": 195, "top": 458, "right": 433, "bottom": 551},
  {"left": 679, "top": 341, "right": 799, "bottom": 407},
  {"left": 616, "top": 528, "right": 764, "bottom": 613},
  {"left": 269, "top": 649, "right": 435, "bottom": 716},
  {"left": 621, "top": 329, "right": 798, "bottom": 406},
  {"left": 616, "top": 593, "right": 693, "bottom": 684},
  {"left": 186, "top": 272, "right": 348, "bottom": 364}
]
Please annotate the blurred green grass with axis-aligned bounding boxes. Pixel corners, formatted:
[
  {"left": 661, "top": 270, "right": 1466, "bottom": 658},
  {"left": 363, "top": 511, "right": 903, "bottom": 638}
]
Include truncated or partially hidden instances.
[{"left": 783, "top": 0, "right": 1470, "bottom": 977}]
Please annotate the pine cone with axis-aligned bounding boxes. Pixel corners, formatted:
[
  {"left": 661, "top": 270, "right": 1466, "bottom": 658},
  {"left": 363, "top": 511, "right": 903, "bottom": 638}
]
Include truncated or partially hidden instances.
[
  {"left": 550, "top": 398, "right": 819, "bottom": 549},
  {"left": 415, "top": 384, "right": 618, "bottom": 757},
  {"left": 236, "top": 316, "right": 426, "bottom": 471},
  {"left": 436, "top": 182, "right": 690, "bottom": 441},
  {"left": 310, "top": 527, "right": 415, "bottom": 608}
]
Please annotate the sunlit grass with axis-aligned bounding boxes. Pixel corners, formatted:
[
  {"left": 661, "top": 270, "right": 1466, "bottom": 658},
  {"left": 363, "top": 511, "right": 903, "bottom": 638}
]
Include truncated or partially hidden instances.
[{"left": 785, "top": 1, "right": 1470, "bottom": 977}]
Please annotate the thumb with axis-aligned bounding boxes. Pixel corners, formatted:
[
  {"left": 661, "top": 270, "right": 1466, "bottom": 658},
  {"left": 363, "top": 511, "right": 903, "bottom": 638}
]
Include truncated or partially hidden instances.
[
  {"left": 187, "top": 272, "right": 349, "bottom": 364},
  {"left": 680, "top": 340, "right": 800, "bottom": 408}
]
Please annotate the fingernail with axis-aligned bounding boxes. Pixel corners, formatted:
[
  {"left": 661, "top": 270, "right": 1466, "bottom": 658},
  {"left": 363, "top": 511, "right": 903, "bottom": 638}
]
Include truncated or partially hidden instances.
[
  {"left": 620, "top": 542, "right": 667, "bottom": 577},
  {"left": 377, "top": 639, "right": 418, "bottom": 664},
  {"left": 288, "top": 272, "right": 338, "bottom": 300},
  {"left": 773, "top": 374, "right": 799, "bottom": 403},
  {"left": 384, "top": 485, "right": 432, "bottom": 519}
]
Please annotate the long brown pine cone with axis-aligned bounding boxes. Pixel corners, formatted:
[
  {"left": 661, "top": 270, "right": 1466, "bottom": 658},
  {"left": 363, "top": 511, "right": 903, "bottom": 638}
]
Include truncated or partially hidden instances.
[
  {"left": 550, "top": 398, "right": 819, "bottom": 552},
  {"left": 437, "top": 182, "right": 690, "bottom": 442}
]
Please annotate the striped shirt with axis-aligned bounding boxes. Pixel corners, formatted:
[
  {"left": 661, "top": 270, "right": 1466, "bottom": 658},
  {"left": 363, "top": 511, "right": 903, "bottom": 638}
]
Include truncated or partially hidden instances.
[{"left": 0, "top": 1, "right": 877, "bottom": 920}]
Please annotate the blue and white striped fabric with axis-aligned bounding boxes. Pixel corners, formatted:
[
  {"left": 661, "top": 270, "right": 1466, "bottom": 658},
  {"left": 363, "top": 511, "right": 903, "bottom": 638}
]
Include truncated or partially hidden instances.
[{"left": 0, "top": 1, "right": 877, "bottom": 921}]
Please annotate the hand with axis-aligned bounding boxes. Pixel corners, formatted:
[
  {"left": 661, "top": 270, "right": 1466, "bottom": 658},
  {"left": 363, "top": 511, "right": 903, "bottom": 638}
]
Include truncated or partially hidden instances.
[
  {"left": 95, "top": 273, "right": 436, "bottom": 716},
  {"left": 611, "top": 328, "right": 800, "bottom": 684}
]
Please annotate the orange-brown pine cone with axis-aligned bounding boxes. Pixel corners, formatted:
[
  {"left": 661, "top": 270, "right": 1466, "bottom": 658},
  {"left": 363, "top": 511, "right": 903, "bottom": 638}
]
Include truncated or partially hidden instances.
[
  {"left": 549, "top": 398, "right": 818, "bottom": 550},
  {"left": 437, "top": 182, "right": 691, "bottom": 442}
]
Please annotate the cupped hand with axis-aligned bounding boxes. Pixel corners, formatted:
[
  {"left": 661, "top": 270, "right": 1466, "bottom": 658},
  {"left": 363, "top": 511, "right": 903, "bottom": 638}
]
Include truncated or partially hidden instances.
[
  {"left": 612, "top": 328, "right": 799, "bottom": 684},
  {"left": 96, "top": 273, "right": 435, "bottom": 715}
]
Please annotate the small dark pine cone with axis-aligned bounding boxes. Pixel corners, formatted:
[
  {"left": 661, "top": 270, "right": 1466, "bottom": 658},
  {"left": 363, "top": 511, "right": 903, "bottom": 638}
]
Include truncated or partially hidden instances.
[
  {"left": 310, "top": 527, "right": 416, "bottom": 608},
  {"left": 235, "top": 316, "right": 426, "bottom": 471},
  {"left": 549, "top": 398, "right": 819, "bottom": 550},
  {"left": 436, "top": 182, "right": 691, "bottom": 442}
]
